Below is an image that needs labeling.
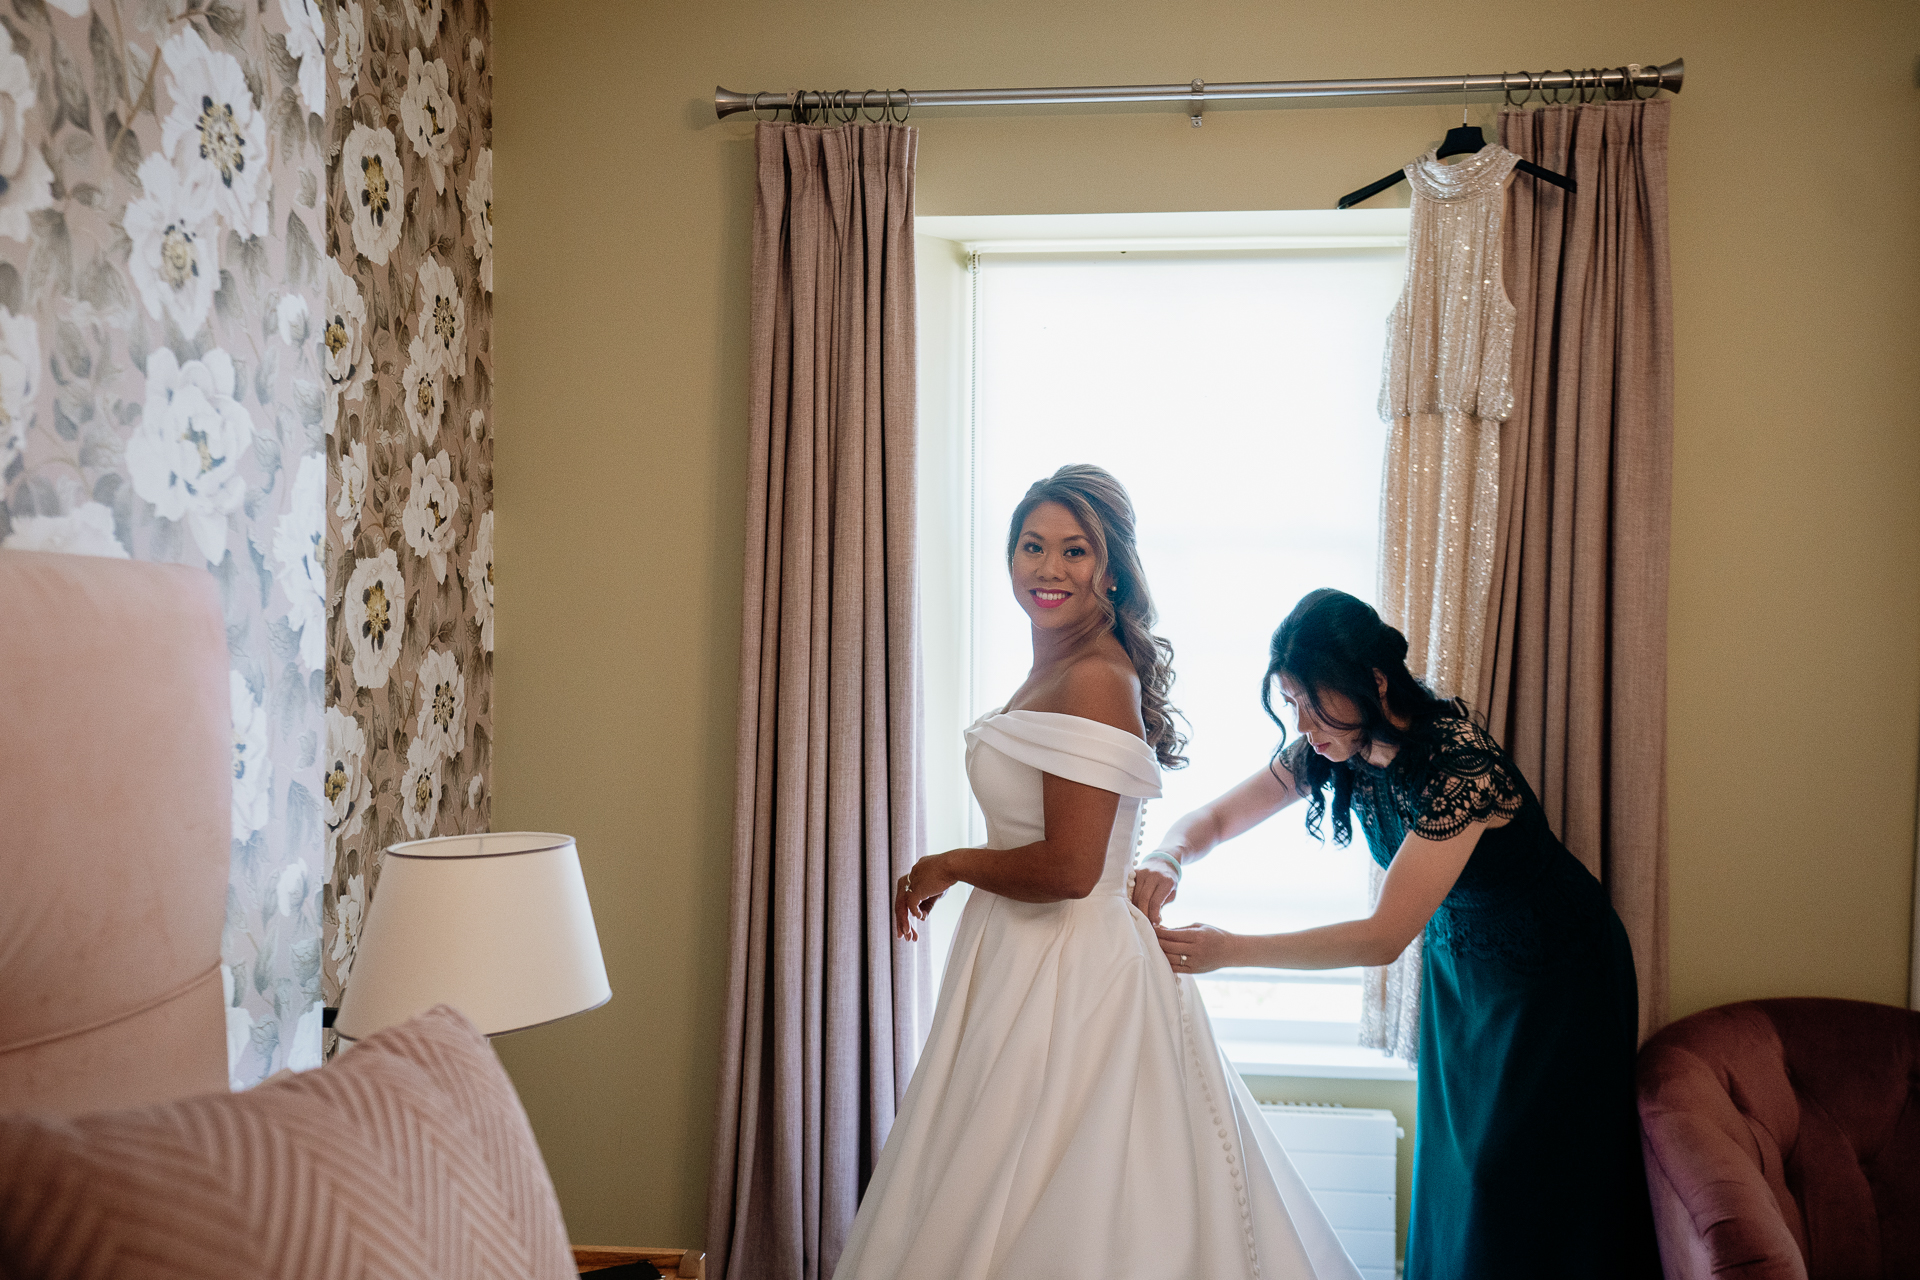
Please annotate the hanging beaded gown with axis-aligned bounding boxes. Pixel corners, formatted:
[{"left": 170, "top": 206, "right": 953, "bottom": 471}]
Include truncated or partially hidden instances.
[
  {"left": 1377, "top": 142, "right": 1517, "bottom": 704},
  {"left": 1368, "top": 146, "right": 1656, "bottom": 1280},
  {"left": 832, "top": 711, "right": 1361, "bottom": 1280},
  {"left": 1361, "top": 144, "right": 1520, "bottom": 1069}
]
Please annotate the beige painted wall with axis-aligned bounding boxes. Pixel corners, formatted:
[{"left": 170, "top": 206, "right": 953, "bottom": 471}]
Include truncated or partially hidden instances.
[{"left": 491, "top": 0, "right": 1920, "bottom": 1249}]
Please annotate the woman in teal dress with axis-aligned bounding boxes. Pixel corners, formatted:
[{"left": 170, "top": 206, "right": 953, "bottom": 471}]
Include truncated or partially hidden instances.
[{"left": 1133, "top": 589, "right": 1654, "bottom": 1279}]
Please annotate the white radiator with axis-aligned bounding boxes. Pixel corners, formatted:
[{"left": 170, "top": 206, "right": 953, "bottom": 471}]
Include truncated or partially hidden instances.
[{"left": 1260, "top": 1103, "right": 1400, "bottom": 1280}]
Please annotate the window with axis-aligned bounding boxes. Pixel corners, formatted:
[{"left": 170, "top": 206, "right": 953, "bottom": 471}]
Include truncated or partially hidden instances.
[{"left": 917, "top": 212, "right": 1414, "bottom": 1080}]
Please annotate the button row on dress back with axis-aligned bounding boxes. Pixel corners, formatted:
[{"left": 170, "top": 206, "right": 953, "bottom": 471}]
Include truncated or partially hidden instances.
[{"left": 1175, "top": 977, "right": 1262, "bottom": 1277}]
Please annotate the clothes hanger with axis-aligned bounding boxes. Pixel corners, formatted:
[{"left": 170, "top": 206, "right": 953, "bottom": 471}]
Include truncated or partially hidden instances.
[{"left": 1335, "top": 73, "right": 1576, "bottom": 209}]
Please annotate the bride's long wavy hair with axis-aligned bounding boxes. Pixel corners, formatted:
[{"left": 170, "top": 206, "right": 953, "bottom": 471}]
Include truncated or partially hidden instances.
[{"left": 1006, "top": 465, "right": 1187, "bottom": 770}]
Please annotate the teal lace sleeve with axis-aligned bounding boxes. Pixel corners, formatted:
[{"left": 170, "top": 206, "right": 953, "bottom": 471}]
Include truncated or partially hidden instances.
[{"left": 1408, "top": 719, "right": 1524, "bottom": 841}]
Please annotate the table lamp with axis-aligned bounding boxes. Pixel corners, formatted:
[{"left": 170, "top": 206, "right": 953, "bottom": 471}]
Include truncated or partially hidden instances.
[{"left": 333, "top": 832, "right": 611, "bottom": 1042}]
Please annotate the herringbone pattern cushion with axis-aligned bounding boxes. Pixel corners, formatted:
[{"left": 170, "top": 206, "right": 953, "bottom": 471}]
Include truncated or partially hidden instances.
[{"left": 0, "top": 1005, "right": 574, "bottom": 1280}]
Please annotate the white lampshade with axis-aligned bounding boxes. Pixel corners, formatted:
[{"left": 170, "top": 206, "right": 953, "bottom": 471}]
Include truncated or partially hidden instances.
[{"left": 334, "top": 832, "right": 611, "bottom": 1042}]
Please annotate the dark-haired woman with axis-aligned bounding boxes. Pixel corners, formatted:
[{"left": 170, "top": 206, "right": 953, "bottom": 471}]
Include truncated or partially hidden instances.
[
  {"left": 835, "top": 471, "right": 1360, "bottom": 1280},
  {"left": 1136, "top": 588, "right": 1654, "bottom": 1280}
]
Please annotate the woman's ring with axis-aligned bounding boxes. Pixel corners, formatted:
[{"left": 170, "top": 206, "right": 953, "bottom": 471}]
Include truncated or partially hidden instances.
[{"left": 1179, "top": 954, "right": 1188, "bottom": 964}]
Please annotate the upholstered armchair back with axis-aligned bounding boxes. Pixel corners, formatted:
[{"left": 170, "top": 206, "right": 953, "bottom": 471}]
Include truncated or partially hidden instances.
[
  {"left": 1638, "top": 997, "right": 1920, "bottom": 1280},
  {"left": 0, "top": 550, "right": 229, "bottom": 1114}
]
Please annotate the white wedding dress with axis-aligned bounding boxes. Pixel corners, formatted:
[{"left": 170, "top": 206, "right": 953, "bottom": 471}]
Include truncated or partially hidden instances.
[{"left": 834, "top": 710, "right": 1361, "bottom": 1280}]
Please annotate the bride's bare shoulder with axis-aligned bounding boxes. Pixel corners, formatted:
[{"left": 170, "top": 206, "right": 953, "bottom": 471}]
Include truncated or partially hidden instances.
[{"left": 1024, "top": 652, "right": 1145, "bottom": 740}]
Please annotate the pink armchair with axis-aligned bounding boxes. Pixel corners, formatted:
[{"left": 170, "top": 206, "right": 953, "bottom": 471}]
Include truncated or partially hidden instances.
[{"left": 1636, "top": 997, "right": 1920, "bottom": 1280}]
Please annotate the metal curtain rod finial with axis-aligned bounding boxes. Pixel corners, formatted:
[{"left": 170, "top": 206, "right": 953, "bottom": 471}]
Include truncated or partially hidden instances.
[{"left": 715, "top": 58, "right": 1682, "bottom": 120}]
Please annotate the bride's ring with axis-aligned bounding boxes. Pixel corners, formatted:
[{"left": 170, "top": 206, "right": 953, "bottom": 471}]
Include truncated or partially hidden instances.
[{"left": 1179, "top": 954, "right": 1188, "bottom": 964}]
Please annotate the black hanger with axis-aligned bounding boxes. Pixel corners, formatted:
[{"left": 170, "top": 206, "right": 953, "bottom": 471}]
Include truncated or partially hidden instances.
[{"left": 1336, "top": 122, "right": 1576, "bottom": 210}]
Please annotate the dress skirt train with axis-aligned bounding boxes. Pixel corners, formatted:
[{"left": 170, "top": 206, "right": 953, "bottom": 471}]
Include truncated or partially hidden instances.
[{"left": 832, "top": 711, "right": 1360, "bottom": 1280}]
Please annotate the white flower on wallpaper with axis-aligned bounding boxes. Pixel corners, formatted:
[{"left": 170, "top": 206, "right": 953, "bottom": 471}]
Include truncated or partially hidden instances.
[
  {"left": 401, "top": 333, "right": 446, "bottom": 440},
  {"left": 405, "top": 0, "right": 444, "bottom": 45},
  {"left": 279, "top": 0, "right": 328, "bottom": 119},
  {"left": 400, "top": 50, "right": 457, "bottom": 195},
  {"left": 223, "top": 963, "right": 256, "bottom": 1090},
  {"left": 277, "top": 860, "right": 311, "bottom": 918},
  {"left": 320, "top": 257, "right": 369, "bottom": 433},
  {"left": 467, "top": 508, "right": 493, "bottom": 652},
  {"left": 415, "top": 647, "right": 467, "bottom": 759},
  {"left": 466, "top": 148, "right": 493, "bottom": 294},
  {"left": 274, "top": 455, "right": 327, "bottom": 672},
  {"left": 467, "top": 774, "right": 483, "bottom": 809},
  {"left": 343, "top": 124, "right": 405, "bottom": 265},
  {"left": 321, "top": 705, "right": 372, "bottom": 875},
  {"left": 276, "top": 294, "right": 310, "bottom": 346},
  {"left": 0, "top": 27, "right": 54, "bottom": 242},
  {"left": 288, "top": 1001, "right": 324, "bottom": 1072},
  {"left": 402, "top": 449, "right": 458, "bottom": 583},
  {"left": 129, "top": 349, "right": 254, "bottom": 567},
  {"left": 400, "top": 734, "right": 444, "bottom": 839},
  {"left": 125, "top": 153, "right": 221, "bottom": 340},
  {"left": 333, "top": 2, "right": 366, "bottom": 102},
  {"left": 330, "top": 872, "right": 366, "bottom": 990},
  {"left": 468, "top": 409, "right": 485, "bottom": 441},
  {"left": 415, "top": 256, "right": 466, "bottom": 377},
  {"left": 343, "top": 547, "right": 406, "bottom": 689},
  {"left": 2, "top": 502, "right": 130, "bottom": 558},
  {"left": 335, "top": 438, "right": 368, "bottom": 542},
  {"left": 231, "top": 670, "right": 273, "bottom": 840},
  {"left": 159, "top": 28, "right": 271, "bottom": 239},
  {"left": 45, "top": 0, "right": 88, "bottom": 15},
  {"left": 0, "top": 305, "right": 39, "bottom": 475}
]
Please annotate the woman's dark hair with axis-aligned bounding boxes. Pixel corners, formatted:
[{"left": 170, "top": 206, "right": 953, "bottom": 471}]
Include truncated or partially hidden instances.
[
  {"left": 1006, "top": 465, "right": 1187, "bottom": 770},
  {"left": 1262, "top": 588, "right": 1453, "bottom": 844}
]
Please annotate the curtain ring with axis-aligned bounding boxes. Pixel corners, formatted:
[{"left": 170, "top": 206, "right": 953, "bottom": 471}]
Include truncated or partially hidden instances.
[
  {"left": 859, "top": 88, "right": 887, "bottom": 123},
  {"left": 839, "top": 89, "right": 859, "bottom": 123},
  {"left": 1576, "top": 68, "right": 1597, "bottom": 104},
  {"left": 888, "top": 89, "right": 912, "bottom": 124},
  {"left": 752, "top": 91, "right": 781, "bottom": 123},
  {"left": 1545, "top": 69, "right": 1576, "bottom": 105},
  {"left": 1501, "top": 70, "right": 1524, "bottom": 108},
  {"left": 1629, "top": 62, "right": 1659, "bottom": 100}
]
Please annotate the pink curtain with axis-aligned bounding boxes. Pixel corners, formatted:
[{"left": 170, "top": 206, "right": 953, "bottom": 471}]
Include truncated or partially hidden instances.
[
  {"left": 705, "top": 122, "right": 926, "bottom": 1280},
  {"left": 1481, "top": 100, "right": 1674, "bottom": 1040}
]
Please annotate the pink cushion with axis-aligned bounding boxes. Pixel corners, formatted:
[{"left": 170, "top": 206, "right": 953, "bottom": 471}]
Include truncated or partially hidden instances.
[
  {"left": 0, "top": 550, "right": 228, "bottom": 1114},
  {"left": 0, "top": 1005, "right": 575, "bottom": 1280}
]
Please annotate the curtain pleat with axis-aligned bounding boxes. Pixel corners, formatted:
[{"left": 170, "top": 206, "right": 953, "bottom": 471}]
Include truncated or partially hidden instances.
[
  {"left": 707, "top": 121, "right": 925, "bottom": 1280},
  {"left": 1481, "top": 101, "right": 1673, "bottom": 1041}
]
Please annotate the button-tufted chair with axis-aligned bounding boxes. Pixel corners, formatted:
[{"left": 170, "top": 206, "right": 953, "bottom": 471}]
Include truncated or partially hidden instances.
[{"left": 1636, "top": 997, "right": 1920, "bottom": 1280}]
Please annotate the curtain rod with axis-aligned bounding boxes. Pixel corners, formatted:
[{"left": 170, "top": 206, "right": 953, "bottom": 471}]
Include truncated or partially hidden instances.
[{"left": 715, "top": 59, "right": 1683, "bottom": 124}]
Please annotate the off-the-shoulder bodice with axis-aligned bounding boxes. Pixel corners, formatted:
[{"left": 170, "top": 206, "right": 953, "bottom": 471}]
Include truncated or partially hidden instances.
[{"left": 964, "top": 710, "right": 1162, "bottom": 897}]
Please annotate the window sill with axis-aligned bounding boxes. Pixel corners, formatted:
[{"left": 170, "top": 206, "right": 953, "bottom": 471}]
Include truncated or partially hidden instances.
[{"left": 1221, "top": 1039, "right": 1418, "bottom": 1081}]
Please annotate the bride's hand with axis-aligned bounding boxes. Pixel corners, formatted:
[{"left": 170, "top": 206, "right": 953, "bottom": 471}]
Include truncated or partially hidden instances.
[
  {"left": 1130, "top": 863, "right": 1178, "bottom": 925},
  {"left": 1155, "top": 922, "right": 1237, "bottom": 975},
  {"left": 895, "top": 855, "right": 957, "bottom": 941}
]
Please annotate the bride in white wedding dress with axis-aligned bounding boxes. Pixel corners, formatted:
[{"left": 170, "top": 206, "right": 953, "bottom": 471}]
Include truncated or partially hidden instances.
[{"left": 832, "top": 466, "right": 1359, "bottom": 1280}]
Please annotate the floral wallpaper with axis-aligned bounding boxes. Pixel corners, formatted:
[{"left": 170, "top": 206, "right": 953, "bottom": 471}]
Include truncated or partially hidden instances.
[
  {"left": 319, "top": 0, "right": 492, "bottom": 1023},
  {"left": 0, "top": 0, "right": 334, "bottom": 1087}
]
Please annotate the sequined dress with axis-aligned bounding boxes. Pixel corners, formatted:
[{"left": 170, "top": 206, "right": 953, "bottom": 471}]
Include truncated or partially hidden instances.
[
  {"left": 1375, "top": 144, "right": 1518, "bottom": 702},
  {"left": 1338, "top": 714, "right": 1655, "bottom": 1279}
]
